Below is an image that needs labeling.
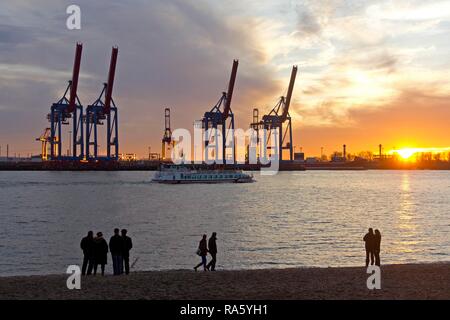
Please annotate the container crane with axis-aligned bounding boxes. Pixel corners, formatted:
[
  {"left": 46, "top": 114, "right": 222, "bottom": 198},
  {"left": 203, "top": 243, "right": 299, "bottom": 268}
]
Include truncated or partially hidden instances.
[
  {"left": 161, "top": 108, "right": 174, "bottom": 160},
  {"left": 36, "top": 128, "right": 52, "bottom": 160},
  {"left": 85, "top": 47, "right": 119, "bottom": 161},
  {"left": 253, "top": 66, "right": 297, "bottom": 162},
  {"left": 201, "top": 59, "right": 238, "bottom": 164},
  {"left": 47, "top": 42, "right": 84, "bottom": 160}
]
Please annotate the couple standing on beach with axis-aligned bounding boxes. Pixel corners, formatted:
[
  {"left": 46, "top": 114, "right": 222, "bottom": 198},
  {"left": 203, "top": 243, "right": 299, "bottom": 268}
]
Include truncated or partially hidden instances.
[
  {"left": 363, "top": 228, "right": 382, "bottom": 267},
  {"left": 194, "top": 232, "right": 217, "bottom": 271}
]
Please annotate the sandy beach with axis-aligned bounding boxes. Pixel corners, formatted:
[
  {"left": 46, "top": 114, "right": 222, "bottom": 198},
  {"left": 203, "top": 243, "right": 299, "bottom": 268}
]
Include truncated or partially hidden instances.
[{"left": 0, "top": 263, "right": 449, "bottom": 300}]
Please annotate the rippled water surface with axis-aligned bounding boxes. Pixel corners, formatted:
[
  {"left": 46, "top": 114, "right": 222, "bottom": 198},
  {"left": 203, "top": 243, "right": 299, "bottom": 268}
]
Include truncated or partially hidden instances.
[{"left": 1, "top": 170, "right": 449, "bottom": 276}]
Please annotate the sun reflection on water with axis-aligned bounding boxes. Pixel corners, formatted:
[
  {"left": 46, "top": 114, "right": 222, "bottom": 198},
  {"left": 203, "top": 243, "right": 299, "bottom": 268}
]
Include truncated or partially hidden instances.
[{"left": 394, "top": 173, "right": 420, "bottom": 254}]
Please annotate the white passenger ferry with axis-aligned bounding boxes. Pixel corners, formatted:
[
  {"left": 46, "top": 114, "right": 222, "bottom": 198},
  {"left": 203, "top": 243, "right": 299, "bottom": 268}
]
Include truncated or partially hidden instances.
[{"left": 152, "top": 165, "right": 254, "bottom": 184}]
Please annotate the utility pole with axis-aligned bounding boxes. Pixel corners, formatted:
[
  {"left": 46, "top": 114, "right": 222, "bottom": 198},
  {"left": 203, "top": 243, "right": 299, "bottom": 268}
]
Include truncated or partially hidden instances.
[{"left": 7, "top": 144, "right": 9, "bottom": 160}]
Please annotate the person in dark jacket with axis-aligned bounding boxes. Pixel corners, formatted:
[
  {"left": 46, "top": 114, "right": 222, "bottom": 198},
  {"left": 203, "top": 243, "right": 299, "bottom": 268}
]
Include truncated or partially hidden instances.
[
  {"left": 93, "top": 232, "right": 108, "bottom": 276},
  {"left": 363, "top": 228, "right": 375, "bottom": 267},
  {"left": 109, "top": 228, "right": 124, "bottom": 275},
  {"left": 374, "top": 229, "right": 382, "bottom": 266},
  {"left": 194, "top": 234, "right": 208, "bottom": 272},
  {"left": 121, "top": 229, "right": 133, "bottom": 275},
  {"left": 80, "top": 231, "right": 95, "bottom": 275},
  {"left": 206, "top": 232, "right": 217, "bottom": 271}
]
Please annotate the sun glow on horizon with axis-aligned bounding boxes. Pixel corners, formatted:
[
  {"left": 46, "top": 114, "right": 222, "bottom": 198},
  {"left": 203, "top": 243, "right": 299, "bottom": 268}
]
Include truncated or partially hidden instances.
[{"left": 388, "top": 147, "right": 450, "bottom": 160}]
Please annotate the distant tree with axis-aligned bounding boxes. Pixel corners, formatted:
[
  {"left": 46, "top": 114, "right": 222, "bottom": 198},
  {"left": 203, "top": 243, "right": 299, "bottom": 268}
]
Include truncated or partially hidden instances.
[
  {"left": 433, "top": 153, "right": 442, "bottom": 161},
  {"left": 331, "top": 151, "right": 342, "bottom": 158},
  {"left": 357, "top": 151, "right": 374, "bottom": 160}
]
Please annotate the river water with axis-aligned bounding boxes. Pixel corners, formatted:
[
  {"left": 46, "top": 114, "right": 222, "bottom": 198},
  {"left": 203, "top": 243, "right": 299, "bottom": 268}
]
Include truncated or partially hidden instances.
[{"left": 0, "top": 170, "right": 449, "bottom": 276}]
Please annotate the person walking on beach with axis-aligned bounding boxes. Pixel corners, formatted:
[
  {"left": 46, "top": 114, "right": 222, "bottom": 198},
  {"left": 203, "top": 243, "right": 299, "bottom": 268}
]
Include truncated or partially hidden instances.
[
  {"left": 80, "top": 231, "right": 95, "bottom": 275},
  {"left": 109, "top": 228, "right": 124, "bottom": 275},
  {"left": 121, "top": 229, "right": 133, "bottom": 275},
  {"left": 363, "top": 228, "right": 375, "bottom": 267},
  {"left": 206, "top": 232, "right": 217, "bottom": 271},
  {"left": 374, "top": 229, "right": 382, "bottom": 266},
  {"left": 194, "top": 234, "right": 208, "bottom": 272},
  {"left": 93, "top": 232, "right": 108, "bottom": 276}
]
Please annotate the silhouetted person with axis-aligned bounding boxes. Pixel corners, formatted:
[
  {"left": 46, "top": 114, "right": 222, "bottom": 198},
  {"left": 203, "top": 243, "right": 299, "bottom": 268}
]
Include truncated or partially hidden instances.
[
  {"left": 206, "top": 232, "right": 217, "bottom": 271},
  {"left": 80, "top": 231, "right": 95, "bottom": 275},
  {"left": 363, "top": 228, "right": 375, "bottom": 267},
  {"left": 93, "top": 232, "right": 108, "bottom": 276},
  {"left": 109, "top": 228, "right": 124, "bottom": 275},
  {"left": 121, "top": 229, "right": 133, "bottom": 275},
  {"left": 194, "top": 234, "right": 208, "bottom": 272},
  {"left": 374, "top": 229, "right": 382, "bottom": 266}
]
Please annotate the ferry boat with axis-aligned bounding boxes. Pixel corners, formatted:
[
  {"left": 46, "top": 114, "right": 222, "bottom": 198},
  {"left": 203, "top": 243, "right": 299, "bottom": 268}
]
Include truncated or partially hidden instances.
[{"left": 152, "top": 165, "right": 254, "bottom": 184}]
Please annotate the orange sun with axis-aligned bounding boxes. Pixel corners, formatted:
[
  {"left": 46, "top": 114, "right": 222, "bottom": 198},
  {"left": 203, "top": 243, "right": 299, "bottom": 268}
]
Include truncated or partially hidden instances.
[{"left": 396, "top": 149, "right": 416, "bottom": 160}]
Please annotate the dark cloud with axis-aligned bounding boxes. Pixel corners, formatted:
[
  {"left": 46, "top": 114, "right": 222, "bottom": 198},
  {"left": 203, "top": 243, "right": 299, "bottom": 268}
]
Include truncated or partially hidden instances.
[
  {"left": 0, "top": 24, "right": 33, "bottom": 45},
  {"left": 295, "top": 3, "right": 322, "bottom": 37}
]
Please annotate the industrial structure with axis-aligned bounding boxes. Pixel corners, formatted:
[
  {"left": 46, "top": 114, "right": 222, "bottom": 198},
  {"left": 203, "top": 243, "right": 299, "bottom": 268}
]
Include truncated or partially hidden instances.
[
  {"left": 247, "top": 108, "right": 260, "bottom": 162},
  {"left": 161, "top": 108, "right": 173, "bottom": 160},
  {"left": 201, "top": 60, "right": 239, "bottom": 164},
  {"left": 85, "top": 47, "right": 119, "bottom": 161},
  {"left": 252, "top": 66, "right": 298, "bottom": 162},
  {"left": 47, "top": 42, "right": 84, "bottom": 160},
  {"left": 36, "top": 128, "right": 52, "bottom": 161}
]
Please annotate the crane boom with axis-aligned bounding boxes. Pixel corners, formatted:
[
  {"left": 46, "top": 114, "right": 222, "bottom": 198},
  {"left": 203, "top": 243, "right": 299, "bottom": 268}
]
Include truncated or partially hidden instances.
[
  {"left": 104, "top": 46, "right": 118, "bottom": 115},
  {"left": 223, "top": 59, "right": 238, "bottom": 119},
  {"left": 68, "top": 42, "right": 83, "bottom": 113},
  {"left": 281, "top": 65, "right": 297, "bottom": 121}
]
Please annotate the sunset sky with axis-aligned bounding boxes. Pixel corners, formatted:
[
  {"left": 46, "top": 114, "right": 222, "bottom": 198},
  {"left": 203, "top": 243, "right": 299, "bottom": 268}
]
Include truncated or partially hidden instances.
[{"left": 0, "top": 0, "right": 449, "bottom": 158}]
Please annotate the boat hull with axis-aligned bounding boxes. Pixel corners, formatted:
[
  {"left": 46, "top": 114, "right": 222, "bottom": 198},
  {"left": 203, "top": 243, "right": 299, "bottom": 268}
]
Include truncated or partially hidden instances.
[{"left": 152, "top": 178, "right": 254, "bottom": 184}]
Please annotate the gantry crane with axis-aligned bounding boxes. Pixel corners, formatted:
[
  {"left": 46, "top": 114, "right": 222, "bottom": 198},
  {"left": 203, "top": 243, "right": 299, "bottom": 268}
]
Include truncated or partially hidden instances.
[
  {"left": 161, "top": 108, "right": 174, "bottom": 160},
  {"left": 47, "top": 42, "right": 84, "bottom": 160},
  {"left": 201, "top": 59, "right": 238, "bottom": 164},
  {"left": 36, "top": 128, "right": 52, "bottom": 160},
  {"left": 252, "top": 66, "right": 298, "bottom": 162},
  {"left": 85, "top": 47, "right": 119, "bottom": 161}
]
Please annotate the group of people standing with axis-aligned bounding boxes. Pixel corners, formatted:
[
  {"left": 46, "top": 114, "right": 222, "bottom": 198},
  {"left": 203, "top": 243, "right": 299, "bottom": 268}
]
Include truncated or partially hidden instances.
[
  {"left": 363, "top": 228, "right": 382, "bottom": 267},
  {"left": 80, "top": 228, "right": 133, "bottom": 276},
  {"left": 194, "top": 232, "right": 218, "bottom": 271}
]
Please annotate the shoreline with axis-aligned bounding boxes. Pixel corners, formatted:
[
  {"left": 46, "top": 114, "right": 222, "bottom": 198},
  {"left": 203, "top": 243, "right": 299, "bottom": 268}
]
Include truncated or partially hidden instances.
[{"left": 1, "top": 262, "right": 449, "bottom": 300}]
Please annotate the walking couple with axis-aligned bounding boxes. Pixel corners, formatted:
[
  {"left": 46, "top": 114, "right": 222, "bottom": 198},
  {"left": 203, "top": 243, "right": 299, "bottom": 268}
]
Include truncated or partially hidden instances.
[{"left": 194, "top": 232, "right": 217, "bottom": 272}]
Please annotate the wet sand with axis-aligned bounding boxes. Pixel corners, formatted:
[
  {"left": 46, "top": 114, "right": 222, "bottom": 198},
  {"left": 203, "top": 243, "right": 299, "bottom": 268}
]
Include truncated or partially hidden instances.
[{"left": 1, "top": 263, "right": 449, "bottom": 300}]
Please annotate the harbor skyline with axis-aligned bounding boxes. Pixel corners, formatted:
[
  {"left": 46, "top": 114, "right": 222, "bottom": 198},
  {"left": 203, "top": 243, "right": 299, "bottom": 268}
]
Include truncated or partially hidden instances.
[{"left": 0, "top": 0, "right": 449, "bottom": 158}]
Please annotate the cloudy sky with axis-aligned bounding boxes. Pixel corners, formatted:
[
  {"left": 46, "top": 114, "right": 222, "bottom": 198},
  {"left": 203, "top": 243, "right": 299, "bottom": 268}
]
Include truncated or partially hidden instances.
[{"left": 0, "top": 0, "right": 449, "bottom": 157}]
